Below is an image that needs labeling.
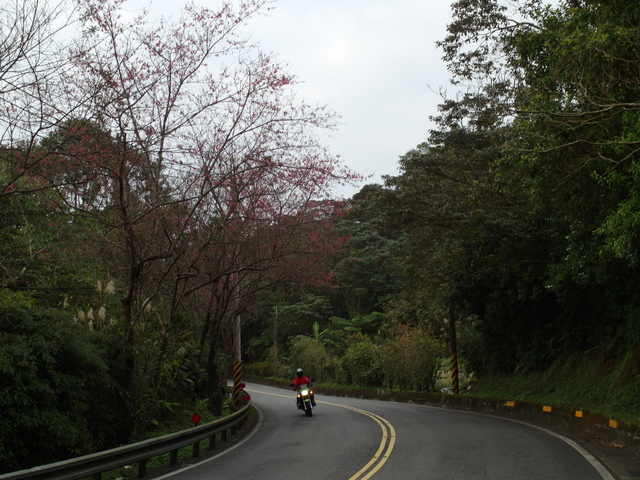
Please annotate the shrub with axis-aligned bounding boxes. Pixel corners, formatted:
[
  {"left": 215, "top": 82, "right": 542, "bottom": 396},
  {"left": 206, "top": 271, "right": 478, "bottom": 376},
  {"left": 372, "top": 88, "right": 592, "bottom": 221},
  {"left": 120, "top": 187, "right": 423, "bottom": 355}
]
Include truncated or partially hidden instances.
[
  {"left": 342, "top": 334, "right": 384, "bottom": 387},
  {"left": 0, "top": 291, "right": 127, "bottom": 473},
  {"left": 289, "top": 335, "right": 330, "bottom": 380},
  {"left": 379, "top": 324, "right": 445, "bottom": 391},
  {"left": 243, "top": 361, "right": 272, "bottom": 377}
]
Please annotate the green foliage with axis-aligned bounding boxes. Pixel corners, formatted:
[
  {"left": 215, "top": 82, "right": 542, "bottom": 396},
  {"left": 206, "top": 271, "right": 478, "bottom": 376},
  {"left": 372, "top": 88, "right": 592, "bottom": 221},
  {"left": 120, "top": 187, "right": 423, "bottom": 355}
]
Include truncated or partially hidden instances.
[
  {"left": 330, "top": 312, "right": 390, "bottom": 335},
  {"left": 288, "top": 335, "right": 330, "bottom": 381},
  {"left": 0, "top": 290, "right": 127, "bottom": 473},
  {"left": 132, "top": 333, "right": 208, "bottom": 437},
  {"left": 327, "top": 326, "right": 444, "bottom": 391},
  {"left": 243, "top": 361, "right": 272, "bottom": 377},
  {"left": 341, "top": 334, "right": 384, "bottom": 387},
  {"left": 378, "top": 325, "right": 445, "bottom": 391},
  {"left": 272, "top": 293, "right": 333, "bottom": 342},
  {"left": 334, "top": 192, "right": 405, "bottom": 315},
  {"left": 369, "top": 0, "right": 640, "bottom": 380},
  {"left": 471, "top": 348, "right": 640, "bottom": 423},
  {"left": 0, "top": 185, "right": 109, "bottom": 324}
]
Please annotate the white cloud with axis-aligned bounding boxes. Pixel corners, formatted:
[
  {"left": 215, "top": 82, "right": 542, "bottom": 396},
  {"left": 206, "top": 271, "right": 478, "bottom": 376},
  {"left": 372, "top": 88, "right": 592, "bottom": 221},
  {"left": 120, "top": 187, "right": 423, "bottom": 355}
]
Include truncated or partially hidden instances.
[
  {"left": 249, "top": 0, "right": 455, "bottom": 197},
  {"left": 122, "top": 0, "right": 456, "bottom": 197}
]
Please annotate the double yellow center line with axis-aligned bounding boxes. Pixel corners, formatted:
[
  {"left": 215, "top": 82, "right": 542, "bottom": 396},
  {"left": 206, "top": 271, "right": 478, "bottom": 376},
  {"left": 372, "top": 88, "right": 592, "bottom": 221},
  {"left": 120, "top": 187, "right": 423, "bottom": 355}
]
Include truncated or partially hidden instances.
[
  {"left": 324, "top": 402, "right": 396, "bottom": 480},
  {"left": 246, "top": 388, "right": 396, "bottom": 479}
]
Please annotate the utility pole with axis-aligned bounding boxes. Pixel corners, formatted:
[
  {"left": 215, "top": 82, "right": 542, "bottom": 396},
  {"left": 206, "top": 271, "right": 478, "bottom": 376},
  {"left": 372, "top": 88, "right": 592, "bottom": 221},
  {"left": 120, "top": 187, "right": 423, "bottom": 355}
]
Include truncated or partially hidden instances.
[
  {"left": 232, "top": 274, "right": 243, "bottom": 406},
  {"left": 232, "top": 313, "right": 243, "bottom": 405}
]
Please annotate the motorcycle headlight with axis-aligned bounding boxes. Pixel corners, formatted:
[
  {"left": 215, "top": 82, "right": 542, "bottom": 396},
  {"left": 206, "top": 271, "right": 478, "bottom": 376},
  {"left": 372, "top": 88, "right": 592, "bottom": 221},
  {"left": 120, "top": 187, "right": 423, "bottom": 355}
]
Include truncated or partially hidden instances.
[{"left": 301, "top": 389, "right": 309, "bottom": 396}]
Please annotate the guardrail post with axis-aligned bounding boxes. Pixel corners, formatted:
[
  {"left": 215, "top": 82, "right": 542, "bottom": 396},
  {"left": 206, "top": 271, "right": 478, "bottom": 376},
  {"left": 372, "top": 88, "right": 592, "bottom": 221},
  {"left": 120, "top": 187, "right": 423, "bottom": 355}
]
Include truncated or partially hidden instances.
[
  {"left": 208, "top": 434, "right": 216, "bottom": 450},
  {"left": 93, "top": 473, "right": 102, "bottom": 480},
  {"left": 193, "top": 441, "right": 200, "bottom": 458},
  {"left": 170, "top": 449, "right": 178, "bottom": 466},
  {"left": 138, "top": 459, "right": 147, "bottom": 478},
  {"left": 221, "top": 429, "right": 228, "bottom": 442}
]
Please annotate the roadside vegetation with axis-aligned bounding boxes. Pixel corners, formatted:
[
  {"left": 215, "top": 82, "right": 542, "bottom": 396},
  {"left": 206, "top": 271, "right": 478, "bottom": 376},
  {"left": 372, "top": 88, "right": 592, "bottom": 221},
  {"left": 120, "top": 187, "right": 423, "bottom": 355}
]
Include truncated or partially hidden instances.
[
  {"left": 469, "top": 351, "right": 640, "bottom": 424},
  {"left": 2, "top": 0, "right": 640, "bottom": 474}
]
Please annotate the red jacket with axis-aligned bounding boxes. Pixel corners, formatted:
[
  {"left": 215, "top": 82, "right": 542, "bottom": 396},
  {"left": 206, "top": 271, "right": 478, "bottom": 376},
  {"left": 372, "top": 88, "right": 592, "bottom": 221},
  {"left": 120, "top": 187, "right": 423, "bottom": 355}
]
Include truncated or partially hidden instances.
[{"left": 293, "top": 376, "right": 311, "bottom": 389}]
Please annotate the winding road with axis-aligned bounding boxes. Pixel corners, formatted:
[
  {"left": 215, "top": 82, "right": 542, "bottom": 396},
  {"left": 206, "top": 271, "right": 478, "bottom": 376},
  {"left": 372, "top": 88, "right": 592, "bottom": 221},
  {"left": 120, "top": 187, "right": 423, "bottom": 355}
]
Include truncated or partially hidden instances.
[{"left": 155, "top": 383, "right": 614, "bottom": 480}]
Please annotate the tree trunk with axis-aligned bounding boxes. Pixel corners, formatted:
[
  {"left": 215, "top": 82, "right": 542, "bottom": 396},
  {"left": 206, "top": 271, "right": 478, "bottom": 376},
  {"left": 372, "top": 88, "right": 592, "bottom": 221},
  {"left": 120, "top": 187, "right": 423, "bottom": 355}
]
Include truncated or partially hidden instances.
[
  {"left": 204, "top": 318, "right": 225, "bottom": 415},
  {"left": 448, "top": 301, "right": 460, "bottom": 395},
  {"left": 121, "top": 292, "right": 137, "bottom": 434}
]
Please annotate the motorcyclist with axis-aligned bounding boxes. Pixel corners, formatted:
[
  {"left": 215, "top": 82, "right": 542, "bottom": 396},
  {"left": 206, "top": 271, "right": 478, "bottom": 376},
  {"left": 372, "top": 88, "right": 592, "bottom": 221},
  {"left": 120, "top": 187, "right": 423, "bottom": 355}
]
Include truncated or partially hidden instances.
[{"left": 291, "top": 368, "right": 316, "bottom": 408}]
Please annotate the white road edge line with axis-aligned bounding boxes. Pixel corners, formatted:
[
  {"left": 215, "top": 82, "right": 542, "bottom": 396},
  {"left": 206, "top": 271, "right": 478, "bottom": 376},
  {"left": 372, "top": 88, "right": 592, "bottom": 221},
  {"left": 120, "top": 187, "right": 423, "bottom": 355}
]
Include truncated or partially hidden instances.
[
  {"left": 153, "top": 405, "right": 265, "bottom": 480},
  {"left": 415, "top": 405, "right": 615, "bottom": 480},
  {"left": 520, "top": 421, "right": 616, "bottom": 480}
]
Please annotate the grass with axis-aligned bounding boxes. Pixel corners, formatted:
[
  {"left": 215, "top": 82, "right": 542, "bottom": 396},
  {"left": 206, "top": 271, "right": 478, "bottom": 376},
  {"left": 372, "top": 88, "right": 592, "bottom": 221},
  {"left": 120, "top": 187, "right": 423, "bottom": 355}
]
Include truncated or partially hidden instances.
[{"left": 466, "top": 349, "right": 640, "bottom": 425}]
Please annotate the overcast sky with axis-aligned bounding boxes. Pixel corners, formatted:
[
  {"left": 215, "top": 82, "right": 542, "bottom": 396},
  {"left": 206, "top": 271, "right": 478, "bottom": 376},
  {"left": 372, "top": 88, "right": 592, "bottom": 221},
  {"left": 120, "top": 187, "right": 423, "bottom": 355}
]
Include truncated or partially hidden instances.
[{"left": 123, "top": 0, "right": 456, "bottom": 198}]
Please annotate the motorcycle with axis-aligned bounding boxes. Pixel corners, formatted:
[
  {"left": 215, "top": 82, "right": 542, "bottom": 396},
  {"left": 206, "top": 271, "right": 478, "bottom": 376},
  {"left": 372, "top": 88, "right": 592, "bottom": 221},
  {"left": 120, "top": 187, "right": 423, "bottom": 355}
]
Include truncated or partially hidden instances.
[{"left": 291, "top": 383, "right": 315, "bottom": 417}]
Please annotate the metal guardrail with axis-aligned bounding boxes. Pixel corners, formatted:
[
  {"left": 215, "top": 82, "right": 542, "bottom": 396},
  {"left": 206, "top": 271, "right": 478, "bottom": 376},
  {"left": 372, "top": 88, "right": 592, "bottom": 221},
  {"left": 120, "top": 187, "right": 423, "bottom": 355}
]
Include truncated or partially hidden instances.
[{"left": 0, "top": 402, "right": 252, "bottom": 480}]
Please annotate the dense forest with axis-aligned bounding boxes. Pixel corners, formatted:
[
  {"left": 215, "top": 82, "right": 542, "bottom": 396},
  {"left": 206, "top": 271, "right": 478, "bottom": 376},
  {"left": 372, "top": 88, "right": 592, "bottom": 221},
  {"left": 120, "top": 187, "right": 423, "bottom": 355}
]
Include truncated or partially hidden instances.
[{"left": 2, "top": 0, "right": 640, "bottom": 473}]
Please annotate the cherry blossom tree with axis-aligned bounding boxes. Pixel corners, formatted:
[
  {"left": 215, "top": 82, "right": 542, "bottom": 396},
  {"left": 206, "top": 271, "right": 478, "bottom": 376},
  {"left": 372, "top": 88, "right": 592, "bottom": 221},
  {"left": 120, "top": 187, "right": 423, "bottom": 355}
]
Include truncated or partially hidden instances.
[
  {"left": 0, "top": 0, "right": 103, "bottom": 197},
  {"left": 43, "top": 0, "right": 360, "bottom": 418}
]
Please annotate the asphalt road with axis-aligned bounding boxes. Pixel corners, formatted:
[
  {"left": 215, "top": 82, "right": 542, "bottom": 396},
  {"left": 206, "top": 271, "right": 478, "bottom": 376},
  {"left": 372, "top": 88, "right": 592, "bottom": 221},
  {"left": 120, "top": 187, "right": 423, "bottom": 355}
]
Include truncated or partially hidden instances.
[{"left": 155, "top": 383, "right": 616, "bottom": 480}]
